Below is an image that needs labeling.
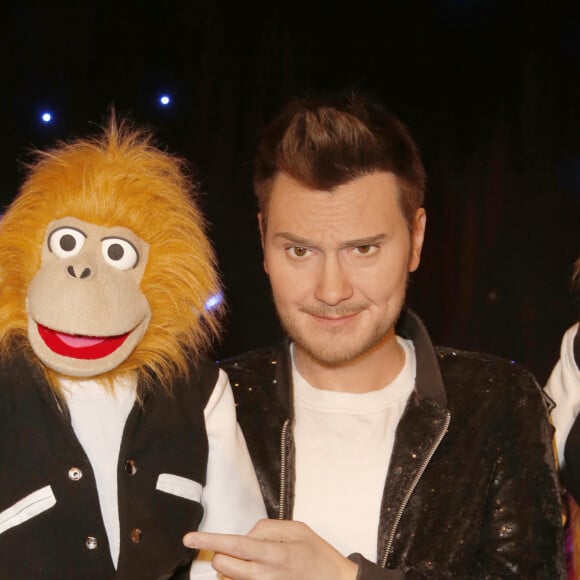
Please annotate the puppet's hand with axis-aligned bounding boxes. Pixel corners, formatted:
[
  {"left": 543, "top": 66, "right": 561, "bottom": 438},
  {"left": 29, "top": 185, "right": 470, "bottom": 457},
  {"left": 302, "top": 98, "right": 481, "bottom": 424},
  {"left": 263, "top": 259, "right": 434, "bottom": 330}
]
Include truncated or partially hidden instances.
[{"left": 184, "top": 519, "right": 358, "bottom": 580}]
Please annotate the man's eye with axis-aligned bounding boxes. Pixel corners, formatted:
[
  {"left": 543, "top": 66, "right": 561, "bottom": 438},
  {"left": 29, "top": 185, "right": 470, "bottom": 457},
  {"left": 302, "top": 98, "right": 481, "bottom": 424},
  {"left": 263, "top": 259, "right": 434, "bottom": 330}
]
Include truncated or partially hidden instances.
[
  {"left": 353, "top": 245, "right": 377, "bottom": 256},
  {"left": 288, "top": 246, "right": 309, "bottom": 258}
]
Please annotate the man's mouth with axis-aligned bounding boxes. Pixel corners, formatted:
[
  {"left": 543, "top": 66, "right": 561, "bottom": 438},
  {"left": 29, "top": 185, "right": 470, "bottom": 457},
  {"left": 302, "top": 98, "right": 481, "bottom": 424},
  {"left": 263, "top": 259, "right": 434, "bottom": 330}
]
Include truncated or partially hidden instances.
[
  {"left": 300, "top": 304, "right": 365, "bottom": 318},
  {"left": 37, "top": 324, "right": 130, "bottom": 360},
  {"left": 301, "top": 306, "right": 363, "bottom": 323}
]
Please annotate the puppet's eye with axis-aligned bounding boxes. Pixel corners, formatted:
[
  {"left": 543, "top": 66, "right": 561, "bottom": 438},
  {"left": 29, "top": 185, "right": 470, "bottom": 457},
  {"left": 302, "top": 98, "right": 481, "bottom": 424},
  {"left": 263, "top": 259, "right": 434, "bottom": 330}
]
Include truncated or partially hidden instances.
[
  {"left": 48, "top": 227, "right": 86, "bottom": 258},
  {"left": 101, "top": 237, "right": 139, "bottom": 270}
]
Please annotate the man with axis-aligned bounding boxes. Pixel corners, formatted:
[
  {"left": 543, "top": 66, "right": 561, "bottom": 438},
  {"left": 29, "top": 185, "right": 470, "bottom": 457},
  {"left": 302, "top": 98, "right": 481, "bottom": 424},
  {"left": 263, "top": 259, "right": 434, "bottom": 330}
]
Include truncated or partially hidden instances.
[{"left": 184, "top": 92, "right": 565, "bottom": 578}]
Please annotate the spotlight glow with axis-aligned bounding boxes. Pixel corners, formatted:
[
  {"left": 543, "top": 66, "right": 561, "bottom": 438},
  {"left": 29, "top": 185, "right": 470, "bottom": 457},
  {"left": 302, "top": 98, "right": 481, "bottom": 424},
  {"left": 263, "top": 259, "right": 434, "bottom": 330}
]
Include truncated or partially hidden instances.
[
  {"left": 159, "top": 95, "right": 171, "bottom": 106},
  {"left": 40, "top": 112, "right": 53, "bottom": 124},
  {"left": 204, "top": 291, "right": 224, "bottom": 312}
]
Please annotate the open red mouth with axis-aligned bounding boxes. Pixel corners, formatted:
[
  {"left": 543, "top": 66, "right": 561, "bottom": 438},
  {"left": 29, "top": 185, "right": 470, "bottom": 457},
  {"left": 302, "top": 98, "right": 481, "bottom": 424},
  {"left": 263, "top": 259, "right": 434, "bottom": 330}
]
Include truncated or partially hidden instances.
[{"left": 37, "top": 324, "right": 130, "bottom": 360}]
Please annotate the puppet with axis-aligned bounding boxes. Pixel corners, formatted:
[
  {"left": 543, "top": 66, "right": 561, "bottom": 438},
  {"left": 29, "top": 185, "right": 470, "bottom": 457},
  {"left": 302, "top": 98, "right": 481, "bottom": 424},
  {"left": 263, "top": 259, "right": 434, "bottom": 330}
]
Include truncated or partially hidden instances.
[{"left": 0, "top": 118, "right": 266, "bottom": 579}]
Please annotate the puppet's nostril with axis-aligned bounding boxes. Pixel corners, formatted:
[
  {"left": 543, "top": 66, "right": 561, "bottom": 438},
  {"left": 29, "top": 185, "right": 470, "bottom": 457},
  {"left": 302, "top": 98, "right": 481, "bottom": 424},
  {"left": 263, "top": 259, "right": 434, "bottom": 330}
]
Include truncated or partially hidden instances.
[{"left": 66, "top": 265, "right": 91, "bottom": 279}]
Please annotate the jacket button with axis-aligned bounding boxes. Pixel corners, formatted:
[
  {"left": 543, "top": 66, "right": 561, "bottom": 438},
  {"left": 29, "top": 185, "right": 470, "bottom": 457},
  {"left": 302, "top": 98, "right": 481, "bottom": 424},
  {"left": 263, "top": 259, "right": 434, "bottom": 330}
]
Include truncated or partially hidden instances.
[
  {"left": 68, "top": 467, "right": 83, "bottom": 481},
  {"left": 85, "top": 536, "right": 98, "bottom": 550},
  {"left": 130, "top": 528, "right": 142, "bottom": 543},
  {"left": 124, "top": 459, "right": 137, "bottom": 475}
]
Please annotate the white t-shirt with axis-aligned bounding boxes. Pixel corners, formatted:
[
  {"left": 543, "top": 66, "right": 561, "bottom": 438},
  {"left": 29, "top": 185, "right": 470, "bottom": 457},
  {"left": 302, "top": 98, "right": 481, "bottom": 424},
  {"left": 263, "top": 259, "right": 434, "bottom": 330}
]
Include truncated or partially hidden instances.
[
  {"left": 61, "top": 375, "right": 136, "bottom": 568},
  {"left": 292, "top": 336, "right": 416, "bottom": 562}
]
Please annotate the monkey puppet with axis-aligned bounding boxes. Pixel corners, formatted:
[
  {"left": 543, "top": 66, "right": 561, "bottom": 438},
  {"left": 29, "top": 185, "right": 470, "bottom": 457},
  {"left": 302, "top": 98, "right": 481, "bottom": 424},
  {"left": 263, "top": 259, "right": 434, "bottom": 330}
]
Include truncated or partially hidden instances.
[{"left": 0, "top": 120, "right": 266, "bottom": 579}]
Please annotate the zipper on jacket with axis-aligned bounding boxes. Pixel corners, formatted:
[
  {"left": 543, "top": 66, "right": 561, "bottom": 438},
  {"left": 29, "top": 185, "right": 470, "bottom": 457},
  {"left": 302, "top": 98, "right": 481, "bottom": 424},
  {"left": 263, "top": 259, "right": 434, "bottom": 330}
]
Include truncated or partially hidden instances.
[
  {"left": 279, "top": 418, "right": 291, "bottom": 520},
  {"left": 380, "top": 410, "right": 451, "bottom": 568}
]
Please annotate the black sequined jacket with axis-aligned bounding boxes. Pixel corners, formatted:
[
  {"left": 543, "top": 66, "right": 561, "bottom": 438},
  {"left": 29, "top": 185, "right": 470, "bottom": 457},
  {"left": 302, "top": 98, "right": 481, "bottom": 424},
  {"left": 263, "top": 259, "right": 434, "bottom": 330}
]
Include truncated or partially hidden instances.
[{"left": 221, "top": 309, "right": 565, "bottom": 579}]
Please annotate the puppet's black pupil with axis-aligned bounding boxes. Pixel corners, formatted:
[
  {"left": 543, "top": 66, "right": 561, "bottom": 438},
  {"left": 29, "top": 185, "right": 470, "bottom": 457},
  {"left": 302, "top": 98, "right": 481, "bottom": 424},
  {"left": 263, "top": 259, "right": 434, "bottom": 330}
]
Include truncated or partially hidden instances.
[
  {"left": 60, "top": 235, "right": 76, "bottom": 251},
  {"left": 108, "top": 244, "right": 124, "bottom": 261}
]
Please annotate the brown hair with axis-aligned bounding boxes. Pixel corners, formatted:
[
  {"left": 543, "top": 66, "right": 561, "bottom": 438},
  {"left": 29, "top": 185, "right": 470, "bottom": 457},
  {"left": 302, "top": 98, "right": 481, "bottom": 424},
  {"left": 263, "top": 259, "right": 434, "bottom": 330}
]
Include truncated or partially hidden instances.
[{"left": 254, "top": 91, "right": 426, "bottom": 230}]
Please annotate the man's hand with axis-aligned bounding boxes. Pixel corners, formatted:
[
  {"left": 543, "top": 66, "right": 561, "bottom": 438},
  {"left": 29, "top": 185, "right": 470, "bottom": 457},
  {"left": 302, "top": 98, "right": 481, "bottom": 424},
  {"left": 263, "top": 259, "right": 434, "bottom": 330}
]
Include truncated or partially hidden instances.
[{"left": 183, "top": 519, "right": 359, "bottom": 580}]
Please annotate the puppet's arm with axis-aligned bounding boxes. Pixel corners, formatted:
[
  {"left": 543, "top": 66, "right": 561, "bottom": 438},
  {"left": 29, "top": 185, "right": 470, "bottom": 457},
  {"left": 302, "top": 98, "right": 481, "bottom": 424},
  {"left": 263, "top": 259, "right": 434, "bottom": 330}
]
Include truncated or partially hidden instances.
[{"left": 189, "top": 369, "right": 267, "bottom": 579}]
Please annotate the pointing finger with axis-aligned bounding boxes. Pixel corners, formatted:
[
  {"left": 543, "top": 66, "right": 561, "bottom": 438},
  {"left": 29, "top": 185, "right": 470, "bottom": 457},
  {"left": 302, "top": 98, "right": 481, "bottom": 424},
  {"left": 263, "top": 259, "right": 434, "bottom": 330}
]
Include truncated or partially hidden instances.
[{"left": 184, "top": 531, "right": 259, "bottom": 560}]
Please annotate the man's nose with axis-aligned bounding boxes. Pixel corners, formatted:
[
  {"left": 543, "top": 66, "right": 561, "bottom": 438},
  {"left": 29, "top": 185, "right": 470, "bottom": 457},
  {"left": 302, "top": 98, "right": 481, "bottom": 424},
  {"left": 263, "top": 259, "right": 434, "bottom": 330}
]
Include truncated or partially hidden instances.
[{"left": 314, "top": 256, "right": 353, "bottom": 306}]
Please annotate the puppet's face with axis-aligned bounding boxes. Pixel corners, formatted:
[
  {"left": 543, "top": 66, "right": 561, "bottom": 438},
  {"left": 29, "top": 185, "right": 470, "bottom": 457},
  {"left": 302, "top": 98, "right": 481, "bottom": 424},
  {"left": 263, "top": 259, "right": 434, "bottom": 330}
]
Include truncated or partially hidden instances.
[{"left": 26, "top": 216, "right": 151, "bottom": 377}]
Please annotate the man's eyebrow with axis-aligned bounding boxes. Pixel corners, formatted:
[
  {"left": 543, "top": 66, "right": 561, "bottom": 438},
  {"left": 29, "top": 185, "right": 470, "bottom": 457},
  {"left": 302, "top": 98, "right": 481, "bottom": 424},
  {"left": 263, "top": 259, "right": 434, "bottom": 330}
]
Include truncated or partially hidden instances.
[
  {"left": 340, "top": 234, "right": 388, "bottom": 248},
  {"left": 274, "top": 232, "right": 312, "bottom": 245},
  {"left": 273, "top": 232, "right": 388, "bottom": 247}
]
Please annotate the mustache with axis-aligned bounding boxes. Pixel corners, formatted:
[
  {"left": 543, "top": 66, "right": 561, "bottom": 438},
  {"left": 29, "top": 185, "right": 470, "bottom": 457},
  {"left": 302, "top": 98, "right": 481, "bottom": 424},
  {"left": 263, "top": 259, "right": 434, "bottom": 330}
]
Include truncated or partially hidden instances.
[{"left": 298, "top": 304, "right": 366, "bottom": 318}]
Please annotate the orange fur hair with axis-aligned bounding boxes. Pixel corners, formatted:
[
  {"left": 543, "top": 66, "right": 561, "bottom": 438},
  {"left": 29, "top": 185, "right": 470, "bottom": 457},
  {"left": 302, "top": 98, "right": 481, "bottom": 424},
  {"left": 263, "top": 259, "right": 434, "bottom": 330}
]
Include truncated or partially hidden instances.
[{"left": 0, "top": 117, "right": 222, "bottom": 393}]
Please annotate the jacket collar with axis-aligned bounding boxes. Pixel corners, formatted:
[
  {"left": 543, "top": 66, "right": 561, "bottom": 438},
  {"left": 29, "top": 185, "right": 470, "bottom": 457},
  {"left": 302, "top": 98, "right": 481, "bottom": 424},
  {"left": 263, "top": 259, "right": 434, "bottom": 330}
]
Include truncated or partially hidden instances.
[{"left": 396, "top": 308, "right": 447, "bottom": 407}]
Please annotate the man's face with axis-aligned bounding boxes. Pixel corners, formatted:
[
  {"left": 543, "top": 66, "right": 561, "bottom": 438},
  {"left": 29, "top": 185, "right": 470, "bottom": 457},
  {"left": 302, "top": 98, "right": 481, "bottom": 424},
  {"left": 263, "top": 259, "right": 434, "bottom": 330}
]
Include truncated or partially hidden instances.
[{"left": 260, "top": 171, "right": 425, "bottom": 369}]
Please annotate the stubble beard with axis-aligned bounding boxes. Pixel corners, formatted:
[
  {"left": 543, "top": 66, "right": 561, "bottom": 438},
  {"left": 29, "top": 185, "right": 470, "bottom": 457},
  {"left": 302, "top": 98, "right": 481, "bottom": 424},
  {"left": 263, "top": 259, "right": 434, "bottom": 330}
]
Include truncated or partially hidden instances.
[{"left": 275, "top": 298, "right": 405, "bottom": 367}]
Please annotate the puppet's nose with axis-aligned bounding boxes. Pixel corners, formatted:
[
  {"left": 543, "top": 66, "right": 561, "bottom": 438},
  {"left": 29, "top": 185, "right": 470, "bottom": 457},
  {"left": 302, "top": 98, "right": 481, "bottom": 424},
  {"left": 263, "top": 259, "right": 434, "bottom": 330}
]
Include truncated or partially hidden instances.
[{"left": 66, "top": 265, "right": 92, "bottom": 279}]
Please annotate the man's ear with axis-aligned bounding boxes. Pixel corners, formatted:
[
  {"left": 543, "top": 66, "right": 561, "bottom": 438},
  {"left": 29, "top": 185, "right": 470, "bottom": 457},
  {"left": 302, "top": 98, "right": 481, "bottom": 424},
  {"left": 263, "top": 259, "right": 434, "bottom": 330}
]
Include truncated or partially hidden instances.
[
  {"left": 408, "top": 208, "right": 426, "bottom": 273},
  {"left": 257, "top": 212, "right": 265, "bottom": 248},
  {"left": 257, "top": 212, "right": 269, "bottom": 275}
]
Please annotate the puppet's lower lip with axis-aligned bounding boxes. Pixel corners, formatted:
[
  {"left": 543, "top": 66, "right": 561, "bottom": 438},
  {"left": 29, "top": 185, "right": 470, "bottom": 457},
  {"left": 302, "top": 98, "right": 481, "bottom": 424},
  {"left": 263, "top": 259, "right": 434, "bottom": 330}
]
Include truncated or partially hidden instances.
[{"left": 37, "top": 324, "right": 130, "bottom": 360}]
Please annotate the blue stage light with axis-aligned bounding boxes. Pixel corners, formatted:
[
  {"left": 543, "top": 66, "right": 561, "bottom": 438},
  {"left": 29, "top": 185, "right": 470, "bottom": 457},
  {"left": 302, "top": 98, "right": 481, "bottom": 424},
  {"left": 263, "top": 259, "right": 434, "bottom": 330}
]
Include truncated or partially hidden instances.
[
  {"left": 204, "top": 291, "right": 224, "bottom": 311},
  {"left": 159, "top": 95, "right": 171, "bottom": 106},
  {"left": 40, "top": 112, "right": 53, "bottom": 124}
]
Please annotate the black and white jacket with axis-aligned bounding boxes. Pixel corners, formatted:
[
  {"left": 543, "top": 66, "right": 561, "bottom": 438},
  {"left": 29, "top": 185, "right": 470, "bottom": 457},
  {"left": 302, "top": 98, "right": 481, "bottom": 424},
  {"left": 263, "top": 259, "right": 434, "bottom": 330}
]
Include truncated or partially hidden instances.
[{"left": 0, "top": 356, "right": 266, "bottom": 580}]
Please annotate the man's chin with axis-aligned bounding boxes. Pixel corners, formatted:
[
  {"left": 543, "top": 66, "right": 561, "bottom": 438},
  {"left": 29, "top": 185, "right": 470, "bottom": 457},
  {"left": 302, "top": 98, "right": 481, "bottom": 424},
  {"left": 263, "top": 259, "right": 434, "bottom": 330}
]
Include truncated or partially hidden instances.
[
  {"left": 289, "top": 324, "right": 396, "bottom": 368},
  {"left": 291, "top": 337, "right": 364, "bottom": 366}
]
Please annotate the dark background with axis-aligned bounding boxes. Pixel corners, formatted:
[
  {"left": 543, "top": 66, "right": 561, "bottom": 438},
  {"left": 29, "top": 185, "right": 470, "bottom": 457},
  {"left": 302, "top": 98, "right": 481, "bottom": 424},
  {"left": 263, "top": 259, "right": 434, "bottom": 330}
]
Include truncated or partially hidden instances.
[{"left": 1, "top": 1, "right": 578, "bottom": 383}]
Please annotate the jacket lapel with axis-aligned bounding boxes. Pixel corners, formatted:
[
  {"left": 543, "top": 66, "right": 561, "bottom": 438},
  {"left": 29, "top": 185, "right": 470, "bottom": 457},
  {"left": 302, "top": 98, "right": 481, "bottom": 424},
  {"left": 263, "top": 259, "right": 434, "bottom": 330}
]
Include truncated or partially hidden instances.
[
  {"left": 376, "top": 309, "right": 451, "bottom": 565},
  {"left": 376, "top": 391, "right": 450, "bottom": 565}
]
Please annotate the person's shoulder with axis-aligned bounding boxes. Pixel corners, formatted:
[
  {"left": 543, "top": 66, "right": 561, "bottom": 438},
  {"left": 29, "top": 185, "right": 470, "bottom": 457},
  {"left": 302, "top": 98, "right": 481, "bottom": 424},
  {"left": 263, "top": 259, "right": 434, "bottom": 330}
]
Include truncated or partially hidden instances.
[
  {"left": 219, "top": 342, "right": 287, "bottom": 378},
  {"left": 190, "top": 356, "right": 220, "bottom": 378},
  {"left": 0, "top": 353, "right": 50, "bottom": 421},
  {"left": 433, "top": 347, "right": 555, "bottom": 447},
  {"left": 434, "top": 345, "right": 540, "bottom": 398},
  {"left": 164, "top": 356, "right": 220, "bottom": 406},
  {"left": 218, "top": 343, "right": 290, "bottom": 414},
  {"left": 0, "top": 352, "right": 42, "bottom": 391},
  {"left": 436, "top": 345, "right": 534, "bottom": 375}
]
